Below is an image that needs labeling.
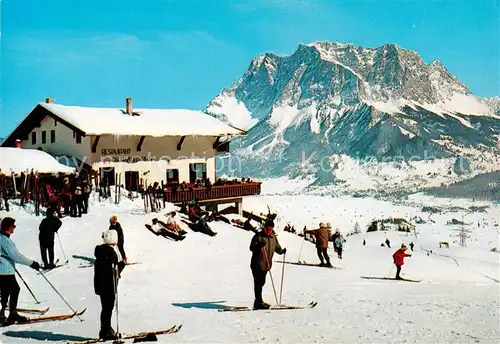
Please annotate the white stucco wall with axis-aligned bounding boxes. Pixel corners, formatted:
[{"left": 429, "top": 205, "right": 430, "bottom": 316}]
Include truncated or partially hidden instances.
[
  {"left": 19, "top": 116, "right": 222, "bottom": 185},
  {"left": 20, "top": 115, "right": 92, "bottom": 162},
  {"left": 90, "top": 135, "right": 217, "bottom": 184}
]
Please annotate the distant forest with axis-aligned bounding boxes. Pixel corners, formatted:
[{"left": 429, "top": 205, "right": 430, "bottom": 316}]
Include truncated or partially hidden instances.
[{"left": 425, "top": 172, "right": 500, "bottom": 201}]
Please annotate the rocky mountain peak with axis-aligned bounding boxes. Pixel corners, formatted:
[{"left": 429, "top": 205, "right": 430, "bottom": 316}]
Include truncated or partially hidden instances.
[{"left": 204, "top": 40, "right": 499, "bottom": 194}]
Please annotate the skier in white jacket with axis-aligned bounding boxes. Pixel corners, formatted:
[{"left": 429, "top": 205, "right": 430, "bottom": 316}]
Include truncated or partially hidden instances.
[{"left": 0, "top": 217, "right": 41, "bottom": 325}]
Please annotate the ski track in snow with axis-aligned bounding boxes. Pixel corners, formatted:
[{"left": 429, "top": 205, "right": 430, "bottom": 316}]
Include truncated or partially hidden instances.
[{"left": 0, "top": 191, "right": 499, "bottom": 343}]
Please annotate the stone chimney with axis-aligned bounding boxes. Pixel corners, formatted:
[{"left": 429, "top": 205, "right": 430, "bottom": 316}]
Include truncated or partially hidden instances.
[
  {"left": 45, "top": 97, "right": 54, "bottom": 103},
  {"left": 126, "top": 97, "right": 133, "bottom": 115},
  {"left": 15, "top": 139, "right": 22, "bottom": 148}
]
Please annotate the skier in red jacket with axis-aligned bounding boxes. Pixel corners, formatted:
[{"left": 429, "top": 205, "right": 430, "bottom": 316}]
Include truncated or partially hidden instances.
[{"left": 393, "top": 244, "right": 412, "bottom": 279}]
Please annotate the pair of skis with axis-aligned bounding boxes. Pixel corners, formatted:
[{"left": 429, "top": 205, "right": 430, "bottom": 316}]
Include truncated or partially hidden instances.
[
  {"left": 220, "top": 300, "right": 318, "bottom": 312},
  {"left": 79, "top": 262, "right": 141, "bottom": 269},
  {"left": 69, "top": 324, "right": 183, "bottom": 344},
  {"left": 39, "top": 259, "right": 69, "bottom": 273},
  {"left": 7, "top": 307, "right": 50, "bottom": 315},
  {"left": 2, "top": 308, "right": 87, "bottom": 326},
  {"left": 360, "top": 276, "right": 422, "bottom": 283},
  {"left": 276, "top": 260, "right": 344, "bottom": 270}
]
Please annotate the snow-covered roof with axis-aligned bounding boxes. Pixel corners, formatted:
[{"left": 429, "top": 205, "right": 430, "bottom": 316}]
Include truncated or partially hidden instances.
[
  {"left": 39, "top": 102, "right": 245, "bottom": 137},
  {"left": 0, "top": 148, "right": 75, "bottom": 175}
]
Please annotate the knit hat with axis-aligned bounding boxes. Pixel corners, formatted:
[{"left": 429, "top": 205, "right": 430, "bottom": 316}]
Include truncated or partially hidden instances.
[
  {"left": 102, "top": 230, "right": 118, "bottom": 244},
  {"left": 0, "top": 217, "right": 15, "bottom": 232},
  {"left": 319, "top": 222, "right": 327, "bottom": 228},
  {"left": 264, "top": 219, "right": 275, "bottom": 228}
]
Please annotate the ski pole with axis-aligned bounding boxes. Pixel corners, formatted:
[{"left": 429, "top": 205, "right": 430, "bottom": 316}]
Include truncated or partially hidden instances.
[
  {"left": 263, "top": 247, "right": 279, "bottom": 306},
  {"left": 388, "top": 264, "right": 395, "bottom": 278},
  {"left": 39, "top": 271, "right": 83, "bottom": 321},
  {"left": 14, "top": 268, "right": 41, "bottom": 304},
  {"left": 279, "top": 252, "right": 286, "bottom": 306},
  {"left": 112, "top": 264, "right": 122, "bottom": 339},
  {"left": 297, "top": 230, "right": 305, "bottom": 262},
  {"left": 56, "top": 233, "right": 69, "bottom": 263}
]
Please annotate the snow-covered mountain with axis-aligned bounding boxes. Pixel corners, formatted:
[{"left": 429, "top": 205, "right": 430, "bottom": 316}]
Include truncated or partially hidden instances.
[
  {"left": 482, "top": 96, "right": 500, "bottom": 116},
  {"left": 206, "top": 42, "right": 500, "bottom": 195}
]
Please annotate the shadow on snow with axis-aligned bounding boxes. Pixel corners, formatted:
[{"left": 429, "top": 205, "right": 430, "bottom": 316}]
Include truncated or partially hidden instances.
[
  {"left": 172, "top": 300, "right": 230, "bottom": 310},
  {"left": 3, "top": 330, "right": 91, "bottom": 342}
]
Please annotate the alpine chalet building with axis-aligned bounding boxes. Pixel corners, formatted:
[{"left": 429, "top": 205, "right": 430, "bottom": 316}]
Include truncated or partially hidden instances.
[{"left": 1, "top": 98, "right": 261, "bottom": 209}]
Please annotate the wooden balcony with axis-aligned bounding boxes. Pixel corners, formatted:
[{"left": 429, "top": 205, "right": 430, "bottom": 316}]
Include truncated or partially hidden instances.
[{"left": 163, "top": 182, "right": 261, "bottom": 204}]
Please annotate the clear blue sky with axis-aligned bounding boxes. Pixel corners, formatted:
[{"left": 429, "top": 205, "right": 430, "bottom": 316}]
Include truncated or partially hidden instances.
[{"left": 1, "top": 0, "right": 499, "bottom": 136}]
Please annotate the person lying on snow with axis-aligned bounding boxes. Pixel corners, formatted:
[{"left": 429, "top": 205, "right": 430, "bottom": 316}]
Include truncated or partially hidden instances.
[
  {"left": 206, "top": 211, "right": 231, "bottom": 224},
  {"left": 160, "top": 212, "right": 187, "bottom": 235},
  {"left": 231, "top": 218, "right": 245, "bottom": 228},
  {"left": 192, "top": 215, "right": 217, "bottom": 237},
  {"left": 187, "top": 200, "right": 208, "bottom": 223},
  {"left": 393, "top": 243, "right": 412, "bottom": 280},
  {"left": 185, "top": 202, "right": 217, "bottom": 237},
  {"left": 149, "top": 218, "right": 185, "bottom": 241}
]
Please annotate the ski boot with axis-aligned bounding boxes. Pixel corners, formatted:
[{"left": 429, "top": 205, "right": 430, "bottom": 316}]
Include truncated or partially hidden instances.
[
  {"left": 4, "top": 312, "right": 28, "bottom": 326},
  {"left": 0, "top": 308, "right": 5, "bottom": 325},
  {"left": 99, "top": 327, "right": 118, "bottom": 340},
  {"left": 325, "top": 262, "right": 332, "bottom": 267},
  {"left": 253, "top": 300, "right": 271, "bottom": 310}
]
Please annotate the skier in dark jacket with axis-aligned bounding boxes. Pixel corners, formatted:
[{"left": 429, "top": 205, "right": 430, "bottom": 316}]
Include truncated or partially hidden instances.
[
  {"left": 38, "top": 208, "right": 62, "bottom": 269},
  {"left": 72, "top": 182, "right": 84, "bottom": 217},
  {"left": 94, "top": 230, "right": 126, "bottom": 340},
  {"left": 249, "top": 220, "right": 286, "bottom": 310},
  {"left": 332, "top": 231, "right": 341, "bottom": 253},
  {"left": 0, "top": 217, "right": 40, "bottom": 325},
  {"left": 109, "top": 215, "right": 126, "bottom": 263},
  {"left": 82, "top": 181, "right": 91, "bottom": 214},
  {"left": 385, "top": 238, "right": 391, "bottom": 248}
]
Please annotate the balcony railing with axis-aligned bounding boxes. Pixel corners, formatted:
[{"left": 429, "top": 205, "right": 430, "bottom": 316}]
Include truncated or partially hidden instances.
[{"left": 163, "top": 182, "right": 261, "bottom": 204}]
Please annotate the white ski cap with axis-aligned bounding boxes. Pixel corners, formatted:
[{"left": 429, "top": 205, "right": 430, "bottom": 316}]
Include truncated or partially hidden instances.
[{"left": 103, "top": 230, "right": 118, "bottom": 244}]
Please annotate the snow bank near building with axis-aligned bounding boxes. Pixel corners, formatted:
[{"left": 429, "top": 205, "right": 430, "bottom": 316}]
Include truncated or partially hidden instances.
[{"left": 0, "top": 148, "right": 75, "bottom": 175}]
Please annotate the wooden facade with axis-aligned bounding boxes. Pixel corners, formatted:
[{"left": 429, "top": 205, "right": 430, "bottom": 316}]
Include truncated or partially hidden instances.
[{"left": 164, "top": 182, "right": 261, "bottom": 204}]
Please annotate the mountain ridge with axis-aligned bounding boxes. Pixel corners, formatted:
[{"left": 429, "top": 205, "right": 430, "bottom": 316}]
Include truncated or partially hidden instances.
[{"left": 205, "top": 41, "right": 499, "bottom": 195}]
